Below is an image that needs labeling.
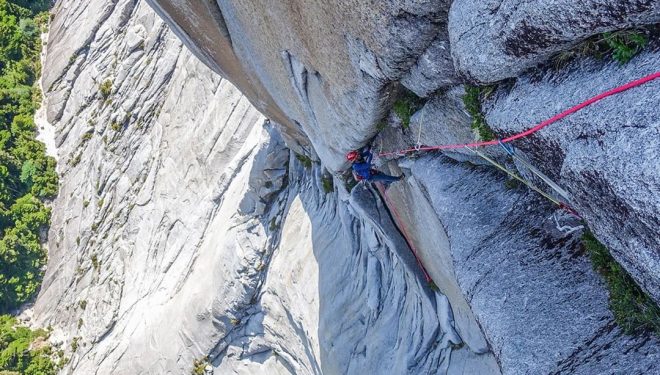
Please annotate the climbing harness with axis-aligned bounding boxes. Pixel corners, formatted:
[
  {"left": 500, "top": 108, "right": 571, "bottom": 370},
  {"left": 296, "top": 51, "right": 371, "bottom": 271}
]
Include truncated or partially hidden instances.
[{"left": 376, "top": 183, "right": 434, "bottom": 284}]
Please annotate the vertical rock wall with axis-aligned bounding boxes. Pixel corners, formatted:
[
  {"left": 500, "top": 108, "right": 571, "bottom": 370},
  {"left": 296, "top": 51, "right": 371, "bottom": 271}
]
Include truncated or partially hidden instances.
[
  {"left": 34, "top": 0, "right": 495, "bottom": 374},
  {"left": 33, "top": 0, "right": 660, "bottom": 374}
]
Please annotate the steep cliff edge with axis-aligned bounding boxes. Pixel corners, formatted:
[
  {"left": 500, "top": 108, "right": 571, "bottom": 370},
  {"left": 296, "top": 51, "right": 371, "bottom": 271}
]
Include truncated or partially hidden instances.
[
  {"left": 33, "top": 0, "right": 492, "bottom": 373},
  {"left": 143, "top": 0, "right": 660, "bottom": 372},
  {"left": 32, "top": 0, "right": 660, "bottom": 374},
  {"left": 147, "top": 0, "right": 659, "bottom": 303}
]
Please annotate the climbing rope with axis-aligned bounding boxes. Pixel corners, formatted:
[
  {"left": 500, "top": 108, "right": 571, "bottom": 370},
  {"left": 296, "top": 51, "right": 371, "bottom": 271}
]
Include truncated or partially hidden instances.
[
  {"left": 497, "top": 140, "right": 571, "bottom": 202},
  {"left": 467, "top": 147, "right": 559, "bottom": 204},
  {"left": 415, "top": 108, "right": 425, "bottom": 150},
  {"left": 466, "top": 147, "right": 582, "bottom": 218},
  {"left": 379, "top": 71, "right": 660, "bottom": 158},
  {"left": 368, "top": 72, "right": 657, "bottom": 285},
  {"left": 375, "top": 183, "right": 434, "bottom": 284}
]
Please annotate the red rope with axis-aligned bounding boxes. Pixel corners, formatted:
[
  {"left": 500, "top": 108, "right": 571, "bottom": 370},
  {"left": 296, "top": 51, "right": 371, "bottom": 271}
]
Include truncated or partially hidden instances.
[
  {"left": 379, "top": 71, "right": 660, "bottom": 157},
  {"left": 376, "top": 183, "right": 433, "bottom": 283},
  {"left": 371, "top": 72, "right": 659, "bottom": 283}
]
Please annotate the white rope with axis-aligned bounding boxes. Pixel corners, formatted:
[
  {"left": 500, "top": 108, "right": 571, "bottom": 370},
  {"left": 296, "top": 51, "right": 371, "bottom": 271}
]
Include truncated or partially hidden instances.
[
  {"left": 513, "top": 152, "right": 572, "bottom": 201},
  {"left": 416, "top": 108, "right": 425, "bottom": 149},
  {"left": 553, "top": 212, "right": 584, "bottom": 236}
]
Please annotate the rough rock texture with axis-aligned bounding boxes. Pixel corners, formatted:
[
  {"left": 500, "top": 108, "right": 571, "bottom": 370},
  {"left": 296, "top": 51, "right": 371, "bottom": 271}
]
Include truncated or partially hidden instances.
[
  {"left": 31, "top": 0, "right": 660, "bottom": 374},
  {"left": 448, "top": 0, "right": 660, "bottom": 83},
  {"left": 34, "top": 0, "right": 280, "bottom": 372},
  {"left": 145, "top": 0, "right": 456, "bottom": 170},
  {"left": 213, "top": 163, "right": 499, "bottom": 375},
  {"left": 485, "top": 49, "right": 660, "bottom": 302},
  {"left": 33, "top": 0, "right": 492, "bottom": 374},
  {"left": 373, "top": 85, "right": 505, "bottom": 165},
  {"left": 401, "top": 32, "right": 459, "bottom": 97},
  {"left": 403, "top": 156, "right": 660, "bottom": 374}
]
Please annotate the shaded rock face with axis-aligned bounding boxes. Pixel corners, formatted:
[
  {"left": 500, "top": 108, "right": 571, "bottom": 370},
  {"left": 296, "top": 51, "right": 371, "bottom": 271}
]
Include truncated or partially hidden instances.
[
  {"left": 34, "top": 0, "right": 495, "bottom": 374},
  {"left": 448, "top": 0, "right": 660, "bottom": 83},
  {"left": 405, "top": 156, "right": 660, "bottom": 374},
  {"left": 213, "top": 163, "right": 499, "bottom": 375},
  {"left": 484, "top": 50, "right": 660, "bottom": 302},
  {"left": 401, "top": 31, "right": 459, "bottom": 97},
  {"left": 144, "top": 0, "right": 660, "bottom": 169}
]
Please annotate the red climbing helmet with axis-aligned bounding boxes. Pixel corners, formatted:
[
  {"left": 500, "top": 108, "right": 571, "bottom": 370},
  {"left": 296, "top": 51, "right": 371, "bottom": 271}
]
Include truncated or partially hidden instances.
[{"left": 346, "top": 150, "right": 359, "bottom": 162}]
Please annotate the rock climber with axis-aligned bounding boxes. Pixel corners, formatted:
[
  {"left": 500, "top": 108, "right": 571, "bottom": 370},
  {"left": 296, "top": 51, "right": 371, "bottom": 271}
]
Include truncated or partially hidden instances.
[{"left": 346, "top": 147, "right": 403, "bottom": 185}]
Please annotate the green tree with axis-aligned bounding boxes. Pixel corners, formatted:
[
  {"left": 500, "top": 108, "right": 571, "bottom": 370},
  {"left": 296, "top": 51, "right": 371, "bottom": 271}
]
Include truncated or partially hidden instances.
[
  {"left": 0, "top": 315, "right": 55, "bottom": 374},
  {"left": 0, "top": 0, "right": 58, "bottom": 312},
  {"left": 0, "top": 4, "right": 57, "bottom": 372}
]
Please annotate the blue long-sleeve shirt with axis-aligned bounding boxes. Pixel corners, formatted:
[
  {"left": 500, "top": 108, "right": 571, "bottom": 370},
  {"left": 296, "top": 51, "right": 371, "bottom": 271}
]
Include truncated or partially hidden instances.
[{"left": 352, "top": 149, "right": 373, "bottom": 180}]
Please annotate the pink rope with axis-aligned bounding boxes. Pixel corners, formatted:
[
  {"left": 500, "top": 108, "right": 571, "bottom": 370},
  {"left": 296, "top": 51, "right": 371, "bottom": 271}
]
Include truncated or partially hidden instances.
[{"left": 379, "top": 71, "right": 660, "bottom": 157}]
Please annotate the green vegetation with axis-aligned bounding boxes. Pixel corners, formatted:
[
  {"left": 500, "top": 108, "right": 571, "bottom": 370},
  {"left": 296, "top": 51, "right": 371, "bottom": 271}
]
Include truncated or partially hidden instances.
[
  {"left": 68, "top": 153, "right": 81, "bottom": 167},
  {"left": 81, "top": 131, "right": 92, "bottom": 142},
  {"left": 321, "top": 174, "right": 334, "bottom": 194},
  {"left": 504, "top": 178, "right": 521, "bottom": 190},
  {"left": 192, "top": 357, "right": 209, "bottom": 375},
  {"left": 295, "top": 153, "right": 312, "bottom": 169},
  {"left": 70, "top": 337, "right": 79, "bottom": 353},
  {"left": 392, "top": 89, "right": 424, "bottom": 130},
  {"left": 553, "top": 29, "right": 649, "bottom": 67},
  {"left": 462, "top": 85, "right": 496, "bottom": 141},
  {"left": 0, "top": 2, "right": 58, "bottom": 372},
  {"left": 583, "top": 231, "right": 660, "bottom": 335},
  {"left": 98, "top": 79, "right": 112, "bottom": 99},
  {"left": 603, "top": 30, "right": 647, "bottom": 64},
  {"left": 90, "top": 254, "right": 99, "bottom": 270},
  {"left": 0, "top": 0, "right": 58, "bottom": 313},
  {"left": 0, "top": 315, "right": 56, "bottom": 375},
  {"left": 268, "top": 217, "right": 278, "bottom": 232}
]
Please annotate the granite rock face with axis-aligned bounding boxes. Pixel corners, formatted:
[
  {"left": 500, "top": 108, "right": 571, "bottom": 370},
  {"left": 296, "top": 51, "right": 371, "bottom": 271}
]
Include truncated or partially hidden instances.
[
  {"left": 448, "top": 0, "right": 660, "bottom": 82},
  {"left": 212, "top": 162, "right": 499, "bottom": 375},
  {"left": 484, "top": 49, "right": 660, "bottom": 302},
  {"left": 31, "top": 0, "right": 660, "bottom": 374},
  {"left": 145, "top": 0, "right": 455, "bottom": 170},
  {"left": 33, "top": 0, "right": 277, "bottom": 372},
  {"left": 401, "top": 31, "right": 459, "bottom": 97},
  {"left": 33, "top": 0, "right": 489, "bottom": 374},
  {"left": 405, "top": 156, "right": 660, "bottom": 374}
]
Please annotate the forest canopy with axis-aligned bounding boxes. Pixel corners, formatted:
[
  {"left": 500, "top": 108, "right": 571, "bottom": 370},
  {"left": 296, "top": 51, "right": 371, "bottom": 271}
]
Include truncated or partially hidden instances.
[
  {"left": 0, "top": 0, "right": 58, "bottom": 313},
  {"left": 0, "top": 1, "right": 59, "bottom": 372}
]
